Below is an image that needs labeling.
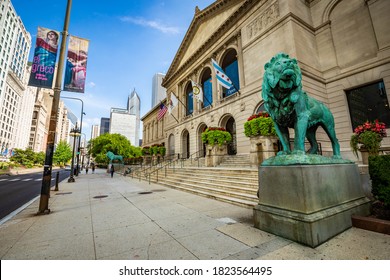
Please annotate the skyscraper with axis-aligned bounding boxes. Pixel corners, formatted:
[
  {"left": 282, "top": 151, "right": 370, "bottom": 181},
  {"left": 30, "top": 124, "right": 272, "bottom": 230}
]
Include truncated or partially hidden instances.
[
  {"left": 100, "top": 118, "right": 110, "bottom": 135},
  {"left": 0, "top": 0, "right": 32, "bottom": 155},
  {"left": 151, "top": 73, "right": 166, "bottom": 107},
  {"left": 128, "top": 89, "right": 140, "bottom": 146}
]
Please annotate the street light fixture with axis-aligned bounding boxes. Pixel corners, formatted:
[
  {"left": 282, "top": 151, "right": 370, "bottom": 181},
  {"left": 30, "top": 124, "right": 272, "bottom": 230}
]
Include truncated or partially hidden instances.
[
  {"left": 61, "top": 96, "right": 85, "bottom": 176},
  {"left": 68, "top": 124, "right": 81, "bottom": 183}
]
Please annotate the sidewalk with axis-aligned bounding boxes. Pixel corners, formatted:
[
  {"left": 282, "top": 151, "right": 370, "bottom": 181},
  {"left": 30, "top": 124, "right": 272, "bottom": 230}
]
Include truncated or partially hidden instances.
[{"left": 0, "top": 168, "right": 389, "bottom": 260}]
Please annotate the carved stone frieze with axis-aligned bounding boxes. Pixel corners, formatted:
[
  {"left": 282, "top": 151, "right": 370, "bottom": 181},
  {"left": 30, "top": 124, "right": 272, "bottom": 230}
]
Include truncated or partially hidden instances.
[{"left": 245, "top": 1, "right": 280, "bottom": 43}]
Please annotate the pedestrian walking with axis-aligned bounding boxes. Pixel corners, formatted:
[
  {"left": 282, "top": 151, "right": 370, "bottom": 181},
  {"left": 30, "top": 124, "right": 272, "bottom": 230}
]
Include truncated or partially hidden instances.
[
  {"left": 91, "top": 163, "right": 95, "bottom": 174},
  {"left": 110, "top": 164, "right": 114, "bottom": 178},
  {"left": 85, "top": 165, "right": 89, "bottom": 174}
]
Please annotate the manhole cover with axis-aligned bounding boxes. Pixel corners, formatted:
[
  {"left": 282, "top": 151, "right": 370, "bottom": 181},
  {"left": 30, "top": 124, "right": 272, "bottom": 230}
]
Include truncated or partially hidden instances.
[
  {"left": 138, "top": 192, "right": 153, "bottom": 195},
  {"left": 151, "top": 189, "right": 166, "bottom": 192},
  {"left": 55, "top": 192, "right": 72, "bottom": 195},
  {"left": 93, "top": 195, "right": 108, "bottom": 199}
]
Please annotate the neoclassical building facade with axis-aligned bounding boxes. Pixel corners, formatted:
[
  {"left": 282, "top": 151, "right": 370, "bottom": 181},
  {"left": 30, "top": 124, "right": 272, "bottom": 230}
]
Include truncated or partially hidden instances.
[{"left": 142, "top": 0, "right": 390, "bottom": 162}]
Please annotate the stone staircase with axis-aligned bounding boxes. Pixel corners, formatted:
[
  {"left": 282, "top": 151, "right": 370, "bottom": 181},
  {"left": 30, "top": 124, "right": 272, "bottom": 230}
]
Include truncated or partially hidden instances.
[
  {"left": 144, "top": 166, "right": 259, "bottom": 208},
  {"left": 129, "top": 154, "right": 259, "bottom": 208},
  {"left": 218, "top": 154, "right": 252, "bottom": 168}
]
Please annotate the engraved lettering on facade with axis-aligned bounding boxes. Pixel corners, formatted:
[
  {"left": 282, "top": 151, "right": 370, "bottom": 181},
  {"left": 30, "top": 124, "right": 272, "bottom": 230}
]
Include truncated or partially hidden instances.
[{"left": 247, "top": 2, "right": 280, "bottom": 40}]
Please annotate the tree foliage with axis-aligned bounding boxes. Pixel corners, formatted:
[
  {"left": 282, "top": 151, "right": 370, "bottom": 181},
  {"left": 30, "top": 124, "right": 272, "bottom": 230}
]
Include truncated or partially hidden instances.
[
  {"left": 10, "top": 148, "right": 45, "bottom": 167},
  {"left": 53, "top": 140, "right": 73, "bottom": 166},
  {"left": 88, "top": 133, "right": 142, "bottom": 164}
]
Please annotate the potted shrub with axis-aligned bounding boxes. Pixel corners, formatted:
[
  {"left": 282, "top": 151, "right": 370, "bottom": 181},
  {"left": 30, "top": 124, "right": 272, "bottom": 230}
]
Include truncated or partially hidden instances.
[
  {"left": 201, "top": 127, "right": 232, "bottom": 146},
  {"left": 244, "top": 112, "right": 276, "bottom": 137},
  {"left": 244, "top": 112, "right": 278, "bottom": 166},
  {"left": 350, "top": 120, "right": 386, "bottom": 163},
  {"left": 141, "top": 146, "right": 150, "bottom": 155},
  {"left": 201, "top": 127, "right": 232, "bottom": 167}
]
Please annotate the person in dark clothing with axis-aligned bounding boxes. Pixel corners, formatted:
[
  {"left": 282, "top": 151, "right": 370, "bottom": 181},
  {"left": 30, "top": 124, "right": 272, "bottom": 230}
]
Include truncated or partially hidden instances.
[
  {"left": 110, "top": 164, "right": 114, "bottom": 178},
  {"left": 91, "top": 163, "right": 95, "bottom": 174}
]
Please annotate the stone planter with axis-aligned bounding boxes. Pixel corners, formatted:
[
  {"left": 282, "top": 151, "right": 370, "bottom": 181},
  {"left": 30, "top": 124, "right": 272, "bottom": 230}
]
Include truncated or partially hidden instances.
[
  {"left": 360, "top": 149, "right": 369, "bottom": 165},
  {"left": 249, "top": 135, "right": 278, "bottom": 167},
  {"left": 205, "top": 144, "right": 227, "bottom": 167}
]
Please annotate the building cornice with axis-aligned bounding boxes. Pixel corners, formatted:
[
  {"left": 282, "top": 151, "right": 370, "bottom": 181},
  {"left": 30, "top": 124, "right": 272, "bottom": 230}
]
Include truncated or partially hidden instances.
[{"left": 163, "top": 0, "right": 257, "bottom": 88}]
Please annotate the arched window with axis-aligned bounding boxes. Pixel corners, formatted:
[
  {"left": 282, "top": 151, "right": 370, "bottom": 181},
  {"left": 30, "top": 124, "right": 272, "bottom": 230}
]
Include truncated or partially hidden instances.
[
  {"left": 201, "top": 68, "right": 212, "bottom": 108},
  {"left": 255, "top": 102, "right": 267, "bottom": 114},
  {"left": 185, "top": 82, "right": 193, "bottom": 116},
  {"left": 221, "top": 49, "right": 240, "bottom": 98}
]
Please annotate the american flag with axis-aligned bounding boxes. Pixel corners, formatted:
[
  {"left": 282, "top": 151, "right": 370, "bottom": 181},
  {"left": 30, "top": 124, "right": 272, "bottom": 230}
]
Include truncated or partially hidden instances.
[{"left": 157, "top": 102, "right": 168, "bottom": 120}]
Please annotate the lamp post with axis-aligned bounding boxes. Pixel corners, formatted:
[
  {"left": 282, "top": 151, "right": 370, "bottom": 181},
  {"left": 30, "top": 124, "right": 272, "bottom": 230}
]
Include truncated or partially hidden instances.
[
  {"left": 38, "top": 0, "right": 73, "bottom": 214},
  {"left": 61, "top": 96, "right": 85, "bottom": 176},
  {"left": 68, "top": 124, "right": 81, "bottom": 182}
]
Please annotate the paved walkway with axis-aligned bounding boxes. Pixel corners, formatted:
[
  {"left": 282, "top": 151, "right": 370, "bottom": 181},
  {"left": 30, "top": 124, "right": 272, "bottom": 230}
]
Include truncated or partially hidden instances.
[{"left": 0, "top": 168, "right": 389, "bottom": 260}]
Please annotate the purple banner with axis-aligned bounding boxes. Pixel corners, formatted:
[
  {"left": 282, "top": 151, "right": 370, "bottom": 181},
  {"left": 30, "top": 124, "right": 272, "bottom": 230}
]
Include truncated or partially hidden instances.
[
  {"left": 28, "top": 27, "right": 59, "bottom": 89},
  {"left": 63, "top": 36, "right": 89, "bottom": 93}
]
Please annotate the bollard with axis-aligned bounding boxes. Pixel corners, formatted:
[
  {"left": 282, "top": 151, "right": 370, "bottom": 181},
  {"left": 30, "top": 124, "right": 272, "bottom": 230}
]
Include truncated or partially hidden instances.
[{"left": 54, "top": 171, "right": 59, "bottom": 191}]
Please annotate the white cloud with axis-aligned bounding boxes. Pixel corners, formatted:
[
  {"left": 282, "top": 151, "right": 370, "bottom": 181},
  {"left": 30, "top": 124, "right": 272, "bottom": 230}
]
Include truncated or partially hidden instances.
[
  {"left": 88, "top": 82, "right": 96, "bottom": 88},
  {"left": 120, "top": 16, "right": 180, "bottom": 35}
]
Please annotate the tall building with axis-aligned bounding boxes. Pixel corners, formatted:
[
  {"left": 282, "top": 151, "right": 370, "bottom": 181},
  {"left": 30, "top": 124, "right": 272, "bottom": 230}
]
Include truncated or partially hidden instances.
[
  {"left": 28, "top": 87, "right": 53, "bottom": 152},
  {"left": 110, "top": 108, "right": 137, "bottom": 145},
  {"left": 14, "top": 64, "right": 35, "bottom": 149},
  {"left": 151, "top": 73, "right": 166, "bottom": 107},
  {"left": 0, "top": 0, "right": 31, "bottom": 155},
  {"left": 91, "top": 124, "right": 100, "bottom": 140},
  {"left": 127, "top": 88, "right": 140, "bottom": 146},
  {"left": 100, "top": 117, "right": 110, "bottom": 135}
]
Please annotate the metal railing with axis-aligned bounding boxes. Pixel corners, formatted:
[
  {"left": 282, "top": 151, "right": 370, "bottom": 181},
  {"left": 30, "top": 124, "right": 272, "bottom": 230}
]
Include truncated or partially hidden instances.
[{"left": 140, "top": 148, "right": 205, "bottom": 184}]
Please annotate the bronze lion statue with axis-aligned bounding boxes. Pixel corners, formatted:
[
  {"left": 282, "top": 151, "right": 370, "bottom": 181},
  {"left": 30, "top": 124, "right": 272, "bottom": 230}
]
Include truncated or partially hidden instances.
[{"left": 262, "top": 53, "right": 341, "bottom": 158}]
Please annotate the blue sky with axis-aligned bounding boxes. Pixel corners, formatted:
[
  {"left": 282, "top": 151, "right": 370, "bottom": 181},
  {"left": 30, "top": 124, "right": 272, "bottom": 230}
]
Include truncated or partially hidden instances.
[{"left": 12, "top": 0, "right": 215, "bottom": 142}]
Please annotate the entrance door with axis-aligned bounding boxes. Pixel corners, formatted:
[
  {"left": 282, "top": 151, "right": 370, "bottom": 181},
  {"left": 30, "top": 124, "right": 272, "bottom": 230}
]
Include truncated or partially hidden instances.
[
  {"left": 226, "top": 117, "right": 237, "bottom": 155},
  {"left": 182, "top": 130, "right": 190, "bottom": 159}
]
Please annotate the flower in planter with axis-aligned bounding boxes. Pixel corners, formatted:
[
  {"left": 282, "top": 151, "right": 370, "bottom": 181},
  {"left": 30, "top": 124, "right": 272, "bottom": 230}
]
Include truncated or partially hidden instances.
[
  {"left": 244, "top": 112, "right": 276, "bottom": 137},
  {"left": 141, "top": 146, "right": 150, "bottom": 155},
  {"left": 350, "top": 120, "right": 387, "bottom": 157},
  {"left": 201, "top": 127, "right": 232, "bottom": 146}
]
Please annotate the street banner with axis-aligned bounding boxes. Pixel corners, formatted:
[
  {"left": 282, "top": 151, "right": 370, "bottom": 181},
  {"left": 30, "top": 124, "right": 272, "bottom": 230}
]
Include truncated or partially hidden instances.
[
  {"left": 28, "top": 27, "right": 60, "bottom": 89},
  {"left": 63, "top": 35, "right": 89, "bottom": 93}
]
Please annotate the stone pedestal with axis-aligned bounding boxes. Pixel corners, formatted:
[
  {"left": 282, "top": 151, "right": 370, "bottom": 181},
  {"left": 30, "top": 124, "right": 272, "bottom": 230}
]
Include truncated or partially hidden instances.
[
  {"left": 249, "top": 136, "right": 278, "bottom": 167},
  {"left": 254, "top": 164, "right": 370, "bottom": 247},
  {"left": 205, "top": 144, "right": 227, "bottom": 167}
]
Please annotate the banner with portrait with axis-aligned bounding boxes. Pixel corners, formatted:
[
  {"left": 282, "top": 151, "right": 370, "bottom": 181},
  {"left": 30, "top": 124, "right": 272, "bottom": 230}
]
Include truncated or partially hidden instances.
[
  {"left": 28, "top": 27, "right": 60, "bottom": 89},
  {"left": 63, "top": 35, "right": 89, "bottom": 93}
]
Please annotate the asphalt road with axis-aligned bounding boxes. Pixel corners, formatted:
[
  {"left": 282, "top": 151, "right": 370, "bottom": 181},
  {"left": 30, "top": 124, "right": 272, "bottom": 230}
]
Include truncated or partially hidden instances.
[{"left": 0, "top": 170, "right": 70, "bottom": 220}]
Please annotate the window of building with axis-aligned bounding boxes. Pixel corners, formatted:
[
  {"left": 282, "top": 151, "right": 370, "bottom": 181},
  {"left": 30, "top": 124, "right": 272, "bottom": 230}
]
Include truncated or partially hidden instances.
[
  {"left": 185, "top": 82, "right": 193, "bottom": 116},
  {"left": 221, "top": 49, "right": 240, "bottom": 98},
  {"left": 346, "top": 80, "right": 390, "bottom": 130},
  {"left": 201, "top": 68, "right": 212, "bottom": 108}
]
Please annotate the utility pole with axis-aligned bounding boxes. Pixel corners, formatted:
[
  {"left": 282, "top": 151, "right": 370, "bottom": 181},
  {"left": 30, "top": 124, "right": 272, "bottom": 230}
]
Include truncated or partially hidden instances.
[{"left": 38, "top": 0, "right": 73, "bottom": 214}]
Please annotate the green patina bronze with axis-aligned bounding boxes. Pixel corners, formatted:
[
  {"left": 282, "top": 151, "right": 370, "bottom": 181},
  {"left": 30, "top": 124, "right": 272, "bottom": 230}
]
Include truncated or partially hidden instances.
[
  {"left": 106, "top": 151, "right": 123, "bottom": 164},
  {"left": 261, "top": 53, "right": 351, "bottom": 166}
]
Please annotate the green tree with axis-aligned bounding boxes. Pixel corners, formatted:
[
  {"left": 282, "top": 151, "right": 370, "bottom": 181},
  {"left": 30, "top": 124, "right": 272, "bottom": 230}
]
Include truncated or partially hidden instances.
[
  {"left": 89, "top": 133, "right": 142, "bottom": 164},
  {"left": 10, "top": 148, "right": 45, "bottom": 167},
  {"left": 53, "top": 140, "right": 73, "bottom": 166}
]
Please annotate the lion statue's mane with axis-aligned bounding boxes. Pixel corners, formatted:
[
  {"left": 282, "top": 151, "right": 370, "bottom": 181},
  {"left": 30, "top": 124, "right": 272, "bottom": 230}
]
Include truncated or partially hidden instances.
[{"left": 261, "top": 53, "right": 341, "bottom": 158}]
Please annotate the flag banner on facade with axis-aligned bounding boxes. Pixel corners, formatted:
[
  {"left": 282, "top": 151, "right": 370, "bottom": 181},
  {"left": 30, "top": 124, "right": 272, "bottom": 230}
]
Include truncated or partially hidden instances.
[
  {"left": 28, "top": 27, "right": 60, "bottom": 89},
  {"left": 211, "top": 58, "right": 234, "bottom": 90},
  {"left": 157, "top": 102, "right": 168, "bottom": 120},
  {"left": 191, "top": 80, "right": 203, "bottom": 103},
  {"left": 63, "top": 35, "right": 89, "bottom": 93},
  {"left": 168, "top": 92, "right": 178, "bottom": 114}
]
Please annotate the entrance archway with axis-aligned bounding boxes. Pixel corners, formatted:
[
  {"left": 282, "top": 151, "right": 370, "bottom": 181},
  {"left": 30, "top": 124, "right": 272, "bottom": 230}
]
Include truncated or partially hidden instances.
[
  {"left": 181, "top": 129, "right": 190, "bottom": 158},
  {"left": 220, "top": 116, "right": 237, "bottom": 155},
  {"left": 168, "top": 133, "right": 175, "bottom": 157},
  {"left": 197, "top": 123, "right": 208, "bottom": 157}
]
